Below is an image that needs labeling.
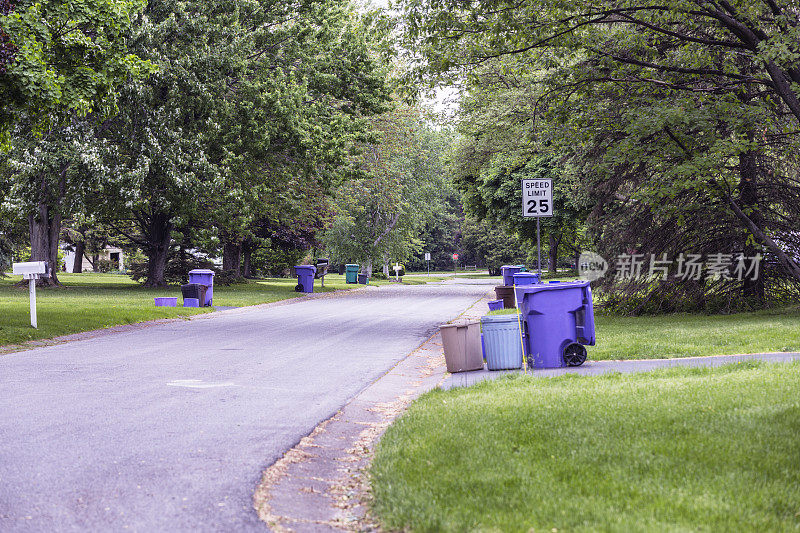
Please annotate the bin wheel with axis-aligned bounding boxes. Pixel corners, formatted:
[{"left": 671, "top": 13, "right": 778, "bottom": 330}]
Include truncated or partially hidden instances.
[
  {"left": 563, "top": 343, "right": 587, "bottom": 367},
  {"left": 294, "top": 283, "right": 303, "bottom": 292}
]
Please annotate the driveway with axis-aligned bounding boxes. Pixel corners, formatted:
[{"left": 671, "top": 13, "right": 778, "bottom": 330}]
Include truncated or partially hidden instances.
[{"left": 0, "top": 280, "right": 494, "bottom": 532}]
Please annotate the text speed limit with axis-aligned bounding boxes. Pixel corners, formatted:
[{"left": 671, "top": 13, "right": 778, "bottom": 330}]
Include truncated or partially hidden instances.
[{"left": 521, "top": 178, "right": 554, "bottom": 218}]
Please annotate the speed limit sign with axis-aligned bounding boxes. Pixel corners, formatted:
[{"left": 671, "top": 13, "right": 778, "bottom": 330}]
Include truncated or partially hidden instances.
[{"left": 521, "top": 178, "right": 553, "bottom": 217}]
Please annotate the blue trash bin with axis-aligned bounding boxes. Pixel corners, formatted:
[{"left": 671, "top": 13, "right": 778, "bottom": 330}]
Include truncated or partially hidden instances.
[
  {"left": 481, "top": 314, "right": 525, "bottom": 370},
  {"left": 487, "top": 299, "right": 504, "bottom": 311},
  {"left": 501, "top": 265, "right": 523, "bottom": 286},
  {"left": 188, "top": 269, "right": 215, "bottom": 306},
  {"left": 517, "top": 281, "right": 595, "bottom": 368},
  {"left": 294, "top": 265, "right": 317, "bottom": 293},
  {"left": 512, "top": 272, "right": 540, "bottom": 286}
]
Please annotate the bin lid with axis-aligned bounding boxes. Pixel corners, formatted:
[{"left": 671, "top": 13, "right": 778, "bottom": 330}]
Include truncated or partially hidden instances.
[
  {"left": 516, "top": 280, "right": 590, "bottom": 295},
  {"left": 189, "top": 269, "right": 215, "bottom": 276},
  {"left": 481, "top": 313, "right": 522, "bottom": 323},
  {"left": 345, "top": 264, "right": 359, "bottom": 267},
  {"left": 439, "top": 319, "right": 480, "bottom": 329}
]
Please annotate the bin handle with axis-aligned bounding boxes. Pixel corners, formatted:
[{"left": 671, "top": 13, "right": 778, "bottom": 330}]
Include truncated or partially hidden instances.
[{"left": 513, "top": 284, "right": 527, "bottom": 372}]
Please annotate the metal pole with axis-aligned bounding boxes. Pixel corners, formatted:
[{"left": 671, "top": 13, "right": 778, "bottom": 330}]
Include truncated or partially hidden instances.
[
  {"left": 537, "top": 217, "right": 542, "bottom": 278},
  {"left": 29, "top": 278, "right": 37, "bottom": 328}
]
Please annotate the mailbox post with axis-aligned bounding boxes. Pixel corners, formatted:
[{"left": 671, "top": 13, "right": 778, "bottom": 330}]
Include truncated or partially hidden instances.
[{"left": 12, "top": 261, "right": 50, "bottom": 328}]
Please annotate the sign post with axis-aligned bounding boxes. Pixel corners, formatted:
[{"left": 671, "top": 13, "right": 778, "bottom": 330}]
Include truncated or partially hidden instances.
[
  {"left": 12, "top": 261, "right": 50, "bottom": 328},
  {"left": 393, "top": 263, "right": 402, "bottom": 282},
  {"left": 425, "top": 252, "right": 431, "bottom": 276},
  {"left": 452, "top": 253, "right": 459, "bottom": 275},
  {"left": 521, "top": 178, "right": 554, "bottom": 277}
]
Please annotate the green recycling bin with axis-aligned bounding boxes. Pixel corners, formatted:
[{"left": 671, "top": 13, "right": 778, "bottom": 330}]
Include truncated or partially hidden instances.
[{"left": 345, "top": 264, "right": 359, "bottom": 284}]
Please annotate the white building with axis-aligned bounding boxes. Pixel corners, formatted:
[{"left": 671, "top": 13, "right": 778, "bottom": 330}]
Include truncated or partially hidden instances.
[{"left": 62, "top": 246, "right": 125, "bottom": 273}]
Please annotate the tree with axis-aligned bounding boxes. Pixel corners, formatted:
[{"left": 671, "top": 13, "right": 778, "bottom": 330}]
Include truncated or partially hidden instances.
[
  {"left": 322, "top": 105, "right": 451, "bottom": 275},
  {"left": 399, "top": 0, "right": 800, "bottom": 310},
  {"left": 1, "top": 0, "right": 150, "bottom": 285},
  {"left": 458, "top": 216, "right": 525, "bottom": 275},
  {"left": 98, "top": 0, "right": 389, "bottom": 287}
]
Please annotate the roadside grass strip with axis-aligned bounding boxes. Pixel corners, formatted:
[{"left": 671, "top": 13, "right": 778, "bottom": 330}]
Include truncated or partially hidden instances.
[
  {"left": 593, "top": 307, "right": 800, "bottom": 359},
  {"left": 370, "top": 362, "right": 800, "bottom": 532}
]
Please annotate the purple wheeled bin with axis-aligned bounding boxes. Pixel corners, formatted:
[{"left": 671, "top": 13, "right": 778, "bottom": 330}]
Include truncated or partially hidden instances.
[
  {"left": 501, "top": 265, "right": 523, "bottom": 286},
  {"left": 512, "top": 272, "right": 539, "bottom": 286},
  {"left": 188, "top": 269, "right": 215, "bottom": 306},
  {"left": 487, "top": 299, "right": 505, "bottom": 311},
  {"left": 294, "top": 265, "right": 317, "bottom": 293},
  {"left": 517, "top": 281, "right": 595, "bottom": 368}
]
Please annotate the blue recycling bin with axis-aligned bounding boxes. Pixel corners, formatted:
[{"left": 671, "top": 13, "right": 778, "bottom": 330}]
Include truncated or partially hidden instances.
[
  {"left": 294, "top": 265, "right": 317, "bottom": 293},
  {"left": 481, "top": 314, "right": 524, "bottom": 370},
  {"left": 188, "top": 269, "right": 215, "bottom": 306},
  {"left": 501, "top": 265, "right": 522, "bottom": 286},
  {"left": 517, "top": 281, "right": 595, "bottom": 368},
  {"left": 512, "top": 272, "right": 539, "bottom": 286}
]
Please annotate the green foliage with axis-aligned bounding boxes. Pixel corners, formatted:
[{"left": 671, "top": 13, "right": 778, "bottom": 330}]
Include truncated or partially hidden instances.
[
  {"left": 458, "top": 216, "right": 525, "bottom": 275},
  {"left": 322, "top": 104, "right": 451, "bottom": 274},
  {"left": 0, "top": 0, "right": 152, "bottom": 131},
  {"left": 399, "top": 0, "right": 800, "bottom": 307},
  {"left": 93, "top": 0, "right": 391, "bottom": 285}
]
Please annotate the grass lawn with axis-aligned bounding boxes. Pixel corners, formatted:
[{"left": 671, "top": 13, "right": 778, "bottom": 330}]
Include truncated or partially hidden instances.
[
  {"left": 488, "top": 295, "right": 800, "bottom": 358},
  {"left": 593, "top": 307, "right": 800, "bottom": 359},
  {"left": 370, "top": 362, "right": 800, "bottom": 532},
  {"left": 0, "top": 272, "right": 451, "bottom": 347}
]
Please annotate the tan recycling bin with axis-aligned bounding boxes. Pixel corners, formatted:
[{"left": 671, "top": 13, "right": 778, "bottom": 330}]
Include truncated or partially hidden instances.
[{"left": 439, "top": 320, "right": 484, "bottom": 373}]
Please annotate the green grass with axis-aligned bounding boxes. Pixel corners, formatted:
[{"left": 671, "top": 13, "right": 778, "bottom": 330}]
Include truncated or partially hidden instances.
[
  {"left": 370, "top": 362, "right": 800, "bottom": 532},
  {"left": 484, "top": 289, "right": 799, "bottom": 358},
  {"left": 593, "top": 307, "right": 800, "bottom": 359}
]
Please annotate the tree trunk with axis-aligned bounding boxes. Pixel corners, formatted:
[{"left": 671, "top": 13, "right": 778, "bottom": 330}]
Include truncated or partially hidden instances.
[
  {"left": 548, "top": 231, "right": 562, "bottom": 274},
  {"left": 72, "top": 240, "right": 85, "bottom": 273},
  {"left": 737, "top": 151, "right": 765, "bottom": 301},
  {"left": 242, "top": 240, "right": 254, "bottom": 278},
  {"left": 141, "top": 211, "right": 173, "bottom": 288},
  {"left": 222, "top": 241, "right": 242, "bottom": 277},
  {"left": 91, "top": 253, "right": 100, "bottom": 272},
  {"left": 26, "top": 166, "right": 67, "bottom": 287}
]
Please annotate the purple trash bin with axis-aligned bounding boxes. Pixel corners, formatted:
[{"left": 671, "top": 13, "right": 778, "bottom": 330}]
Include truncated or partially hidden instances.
[
  {"left": 294, "top": 265, "right": 317, "bottom": 293},
  {"left": 512, "top": 272, "right": 540, "bottom": 286},
  {"left": 183, "top": 298, "right": 199, "bottom": 308},
  {"left": 501, "top": 265, "right": 523, "bottom": 286},
  {"left": 188, "top": 269, "right": 215, "bottom": 306},
  {"left": 154, "top": 297, "right": 177, "bottom": 307},
  {"left": 517, "top": 281, "right": 595, "bottom": 368},
  {"left": 487, "top": 299, "right": 505, "bottom": 311}
]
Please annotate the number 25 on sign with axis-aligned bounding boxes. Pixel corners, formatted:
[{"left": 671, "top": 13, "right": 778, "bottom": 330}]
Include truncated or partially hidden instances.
[{"left": 521, "top": 178, "right": 554, "bottom": 218}]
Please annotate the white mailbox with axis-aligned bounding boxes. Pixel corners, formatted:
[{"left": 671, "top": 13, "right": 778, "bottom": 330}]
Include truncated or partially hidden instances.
[
  {"left": 13, "top": 261, "right": 50, "bottom": 280},
  {"left": 13, "top": 261, "right": 49, "bottom": 328}
]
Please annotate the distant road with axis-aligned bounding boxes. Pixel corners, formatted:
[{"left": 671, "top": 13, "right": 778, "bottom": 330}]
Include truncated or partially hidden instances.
[{"left": 0, "top": 280, "right": 494, "bottom": 532}]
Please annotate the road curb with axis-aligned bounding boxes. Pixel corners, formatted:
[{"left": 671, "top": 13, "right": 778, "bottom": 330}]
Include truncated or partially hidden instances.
[{"left": 252, "top": 292, "right": 495, "bottom": 531}]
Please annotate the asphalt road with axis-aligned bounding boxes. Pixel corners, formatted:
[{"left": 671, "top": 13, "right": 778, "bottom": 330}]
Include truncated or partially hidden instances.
[{"left": 0, "top": 279, "right": 494, "bottom": 532}]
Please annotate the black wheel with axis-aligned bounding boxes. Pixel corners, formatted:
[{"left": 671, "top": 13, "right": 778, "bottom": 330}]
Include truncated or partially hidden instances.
[
  {"left": 294, "top": 283, "right": 303, "bottom": 292},
  {"left": 563, "top": 343, "right": 587, "bottom": 367}
]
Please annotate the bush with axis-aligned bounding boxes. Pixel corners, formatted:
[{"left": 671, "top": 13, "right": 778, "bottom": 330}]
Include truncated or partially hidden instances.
[
  {"left": 95, "top": 258, "right": 115, "bottom": 273},
  {"left": 372, "top": 272, "right": 388, "bottom": 280},
  {"left": 128, "top": 250, "right": 215, "bottom": 285}
]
